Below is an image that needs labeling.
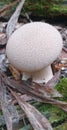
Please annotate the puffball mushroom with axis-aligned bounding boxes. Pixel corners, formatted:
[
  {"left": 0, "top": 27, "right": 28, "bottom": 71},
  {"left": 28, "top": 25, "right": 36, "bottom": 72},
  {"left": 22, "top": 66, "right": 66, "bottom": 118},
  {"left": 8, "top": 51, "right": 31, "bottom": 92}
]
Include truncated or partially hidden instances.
[{"left": 6, "top": 22, "right": 63, "bottom": 83}]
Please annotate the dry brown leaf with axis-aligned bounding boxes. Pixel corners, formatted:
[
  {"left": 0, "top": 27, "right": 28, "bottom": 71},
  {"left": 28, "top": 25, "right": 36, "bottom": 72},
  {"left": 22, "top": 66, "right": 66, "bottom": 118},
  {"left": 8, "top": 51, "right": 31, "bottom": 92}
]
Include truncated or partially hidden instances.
[
  {"left": 55, "top": 63, "right": 67, "bottom": 70},
  {"left": 9, "top": 64, "right": 21, "bottom": 80}
]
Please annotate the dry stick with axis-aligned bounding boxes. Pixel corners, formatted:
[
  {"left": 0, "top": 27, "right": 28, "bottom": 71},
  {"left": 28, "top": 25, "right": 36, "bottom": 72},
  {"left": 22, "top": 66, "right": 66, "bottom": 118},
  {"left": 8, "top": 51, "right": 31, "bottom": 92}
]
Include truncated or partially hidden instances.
[
  {"left": 24, "top": 12, "right": 32, "bottom": 22},
  {"left": 23, "top": 8, "right": 32, "bottom": 22},
  {"left": 6, "top": 0, "right": 26, "bottom": 38},
  {"left": 8, "top": 87, "right": 53, "bottom": 130}
]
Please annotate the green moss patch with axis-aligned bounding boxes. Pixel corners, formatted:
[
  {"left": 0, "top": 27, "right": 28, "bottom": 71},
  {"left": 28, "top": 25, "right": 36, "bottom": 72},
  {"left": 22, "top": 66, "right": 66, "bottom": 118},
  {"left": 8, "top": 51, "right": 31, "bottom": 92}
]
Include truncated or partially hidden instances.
[{"left": 55, "top": 78, "right": 67, "bottom": 99}]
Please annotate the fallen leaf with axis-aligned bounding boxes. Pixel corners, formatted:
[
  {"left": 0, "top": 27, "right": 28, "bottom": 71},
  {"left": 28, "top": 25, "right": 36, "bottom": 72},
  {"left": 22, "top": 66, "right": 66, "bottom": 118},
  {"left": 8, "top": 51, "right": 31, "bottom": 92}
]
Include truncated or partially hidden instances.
[
  {"left": 0, "top": 78, "right": 19, "bottom": 130},
  {"left": 9, "top": 64, "right": 21, "bottom": 80},
  {"left": 6, "top": 0, "right": 26, "bottom": 38}
]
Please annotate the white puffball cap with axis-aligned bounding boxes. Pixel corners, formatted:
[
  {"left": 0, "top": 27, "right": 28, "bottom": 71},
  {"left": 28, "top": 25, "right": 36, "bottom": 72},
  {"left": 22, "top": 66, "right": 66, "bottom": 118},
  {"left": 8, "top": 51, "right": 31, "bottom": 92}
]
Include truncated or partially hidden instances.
[{"left": 6, "top": 22, "right": 63, "bottom": 72}]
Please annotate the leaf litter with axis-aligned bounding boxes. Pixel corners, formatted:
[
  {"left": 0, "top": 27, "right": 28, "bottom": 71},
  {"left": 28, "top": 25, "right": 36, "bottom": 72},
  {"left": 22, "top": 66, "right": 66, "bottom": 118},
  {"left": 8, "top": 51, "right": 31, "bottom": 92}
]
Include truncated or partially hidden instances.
[{"left": 0, "top": 0, "right": 67, "bottom": 130}]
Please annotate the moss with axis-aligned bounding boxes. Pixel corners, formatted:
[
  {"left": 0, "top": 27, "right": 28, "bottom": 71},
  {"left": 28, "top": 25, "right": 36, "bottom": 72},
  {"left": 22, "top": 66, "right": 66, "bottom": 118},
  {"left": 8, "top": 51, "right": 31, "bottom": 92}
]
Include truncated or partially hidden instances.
[
  {"left": 50, "top": 4, "right": 67, "bottom": 15},
  {"left": 0, "top": 0, "right": 67, "bottom": 19},
  {"left": 54, "top": 122, "right": 67, "bottom": 130},
  {"left": 24, "top": 0, "right": 67, "bottom": 17},
  {"left": 34, "top": 102, "right": 67, "bottom": 127},
  {"left": 55, "top": 78, "right": 67, "bottom": 99},
  {"left": 19, "top": 124, "right": 32, "bottom": 130}
]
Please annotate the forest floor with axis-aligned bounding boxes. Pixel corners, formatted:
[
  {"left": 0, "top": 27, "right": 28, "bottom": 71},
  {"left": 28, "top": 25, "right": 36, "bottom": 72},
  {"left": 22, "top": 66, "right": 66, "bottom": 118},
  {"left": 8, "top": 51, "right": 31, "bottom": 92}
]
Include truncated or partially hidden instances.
[{"left": 0, "top": 1, "right": 67, "bottom": 129}]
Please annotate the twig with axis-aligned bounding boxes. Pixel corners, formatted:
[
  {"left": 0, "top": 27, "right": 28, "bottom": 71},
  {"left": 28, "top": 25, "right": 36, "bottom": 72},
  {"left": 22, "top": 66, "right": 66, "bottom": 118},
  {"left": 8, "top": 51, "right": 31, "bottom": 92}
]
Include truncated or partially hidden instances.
[{"left": 23, "top": 8, "right": 32, "bottom": 22}]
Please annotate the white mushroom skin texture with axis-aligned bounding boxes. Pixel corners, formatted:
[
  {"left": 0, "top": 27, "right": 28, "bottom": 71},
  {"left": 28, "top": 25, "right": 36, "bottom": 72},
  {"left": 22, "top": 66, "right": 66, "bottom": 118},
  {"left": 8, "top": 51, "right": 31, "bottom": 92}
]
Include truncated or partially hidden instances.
[{"left": 6, "top": 22, "right": 63, "bottom": 83}]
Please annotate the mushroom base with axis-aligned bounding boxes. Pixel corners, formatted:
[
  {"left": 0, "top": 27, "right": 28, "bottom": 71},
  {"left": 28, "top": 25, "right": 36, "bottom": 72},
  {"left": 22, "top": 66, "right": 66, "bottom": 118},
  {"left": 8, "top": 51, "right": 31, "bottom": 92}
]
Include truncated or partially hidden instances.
[{"left": 22, "top": 65, "right": 53, "bottom": 83}]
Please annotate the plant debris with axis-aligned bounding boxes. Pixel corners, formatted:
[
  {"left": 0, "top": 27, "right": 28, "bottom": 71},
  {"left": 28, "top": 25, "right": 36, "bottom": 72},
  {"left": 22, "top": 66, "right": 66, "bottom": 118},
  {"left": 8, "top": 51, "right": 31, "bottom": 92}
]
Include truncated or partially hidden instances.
[{"left": 0, "top": 0, "right": 67, "bottom": 130}]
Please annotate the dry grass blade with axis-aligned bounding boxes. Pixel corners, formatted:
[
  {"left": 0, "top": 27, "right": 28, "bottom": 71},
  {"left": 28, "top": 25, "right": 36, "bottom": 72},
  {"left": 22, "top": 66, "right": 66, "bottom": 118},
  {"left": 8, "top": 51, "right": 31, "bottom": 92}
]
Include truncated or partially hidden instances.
[
  {"left": 0, "top": 0, "right": 19, "bottom": 17},
  {"left": 6, "top": 0, "right": 26, "bottom": 38},
  {"left": 0, "top": 78, "right": 19, "bottom": 130},
  {"left": 8, "top": 87, "right": 53, "bottom": 130},
  {"left": 0, "top": 71, "right": 67, "bottom": 112}
]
